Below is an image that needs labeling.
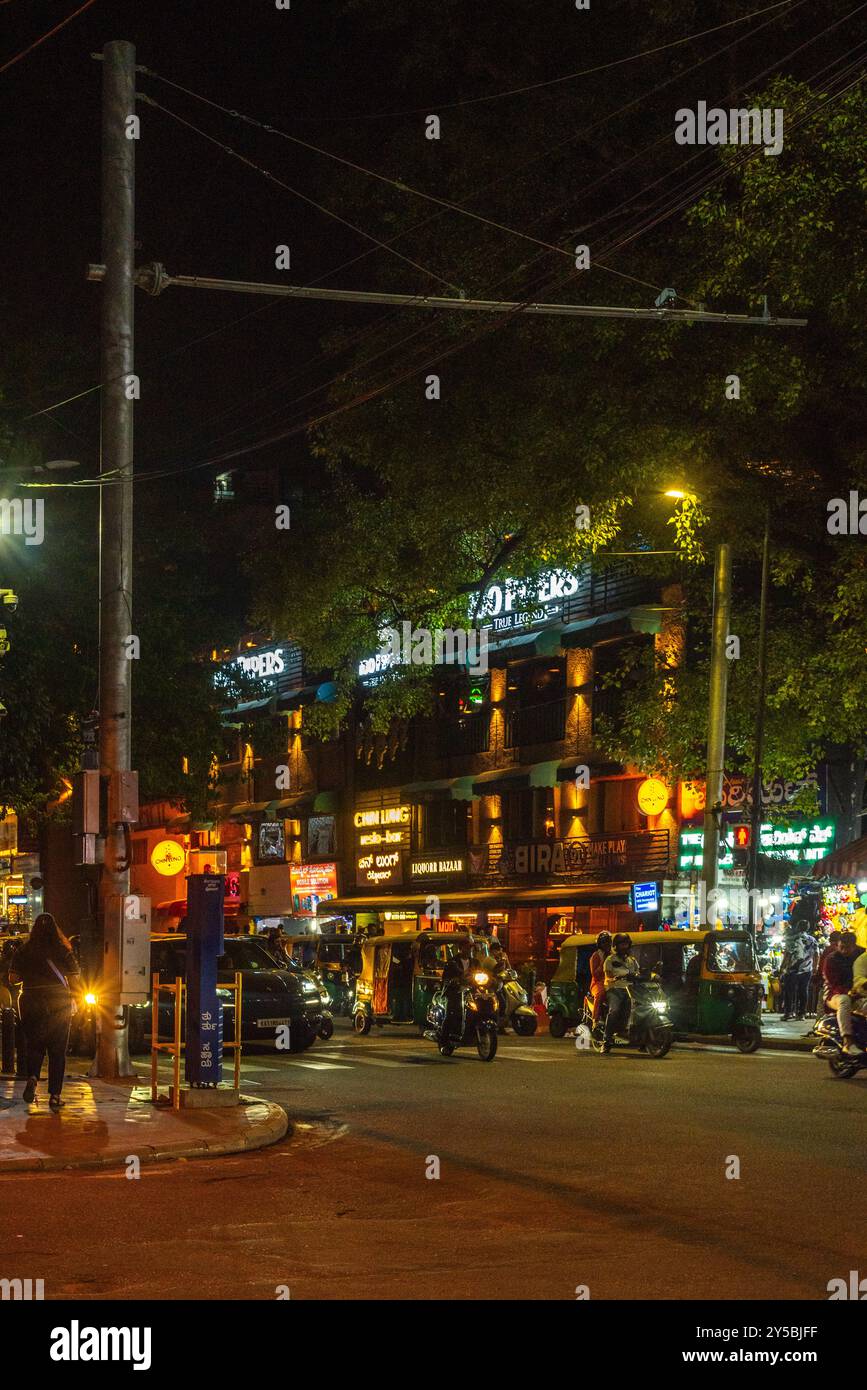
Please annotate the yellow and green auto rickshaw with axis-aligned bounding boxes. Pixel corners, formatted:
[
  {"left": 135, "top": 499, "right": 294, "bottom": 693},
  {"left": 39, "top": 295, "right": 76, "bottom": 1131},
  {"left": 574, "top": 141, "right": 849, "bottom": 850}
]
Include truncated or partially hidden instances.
[
  {"left": 351, "top": 930, "right": 474, "bottom": 1034},
  {"left": 546, "top": 929, "right": 762, "bottom": 1051},
  {"left": 546, "top": 935, "right": 595, "bottom": 1037},
  {"left": 281, "top": 934, "right": 363, "bottom": 1017}
]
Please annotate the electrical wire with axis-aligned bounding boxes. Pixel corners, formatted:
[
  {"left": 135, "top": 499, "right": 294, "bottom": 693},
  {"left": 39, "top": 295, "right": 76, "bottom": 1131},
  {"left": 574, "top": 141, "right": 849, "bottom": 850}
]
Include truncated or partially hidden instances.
[
  {"left": 139, "top": 93, "right": 462, "bottom": 297},
  {"left": 0, "top": 0, "right": 98, "bottom": 74},
  {"left": 18, "top": 0, "right": 810, "bottom": 423},
  {"left": 265, "top": 0, "right": 800, "bottom": 120},
  {"left": 133, "top": 34, "right": 866, "bottom": 468}
]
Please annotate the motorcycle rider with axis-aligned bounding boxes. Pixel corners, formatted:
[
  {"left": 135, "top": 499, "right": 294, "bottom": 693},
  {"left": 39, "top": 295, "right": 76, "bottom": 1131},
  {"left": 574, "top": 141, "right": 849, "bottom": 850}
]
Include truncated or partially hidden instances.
[
  {"left": 824, "top": 931, "right": 865, "bottom": 1056},
  {"left": 441, "top": 939, "right": 474, "bottom": 1039},
  {"left": 601, "top": 933, "right": 640, "bottom": 1055},
  {"left": 588, "top": 931, "right": 611, "bottom": 1027}
]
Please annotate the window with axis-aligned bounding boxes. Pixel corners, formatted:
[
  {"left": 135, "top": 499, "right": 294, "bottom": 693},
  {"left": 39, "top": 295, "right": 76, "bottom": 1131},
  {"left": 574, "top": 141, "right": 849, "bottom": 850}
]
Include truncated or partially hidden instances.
[
  {"left": 412, "top": 799, "right": 469, "bottom": 851},
  {"left": 214, "top": 470, "right": 236, "bottom": 502}
]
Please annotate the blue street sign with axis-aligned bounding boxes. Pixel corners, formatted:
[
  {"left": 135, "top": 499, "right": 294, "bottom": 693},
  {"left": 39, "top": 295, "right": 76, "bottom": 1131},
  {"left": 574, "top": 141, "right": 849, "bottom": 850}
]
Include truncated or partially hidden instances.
[
  {"left": 185, "top": 873, "right": 224, "bottom": 1086},
  {"left": 632, "top": 881, "right": 659, "bottom": 913}
]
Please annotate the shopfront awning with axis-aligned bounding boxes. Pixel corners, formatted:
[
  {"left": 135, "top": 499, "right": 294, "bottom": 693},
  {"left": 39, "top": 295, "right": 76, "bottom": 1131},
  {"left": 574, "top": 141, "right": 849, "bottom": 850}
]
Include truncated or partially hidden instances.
[
  {"left": 400, "top": 776, "right": 475, "bottom": 802},
  {"left": 812, "top": 834, "right": 867, "bottom": 882},
  {"left": 559, "top": 606, "right": 663, "bottom": 648},
  {"left": 273, "top": 794, "right": 314, "bottom": 818},
  {"left": 471, "top": 759, "right": 561, "bottom": 797},
  {"left": 319, "top": 884, "right": 632, "bottom": 913},
  {"left": 486, "top": 627, "right": 564, "bottom": 666}
]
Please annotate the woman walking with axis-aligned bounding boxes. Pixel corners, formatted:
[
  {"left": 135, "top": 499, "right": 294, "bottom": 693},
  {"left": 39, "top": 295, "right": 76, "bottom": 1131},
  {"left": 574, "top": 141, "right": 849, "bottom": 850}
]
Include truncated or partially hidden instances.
[{"left": 9, "top": 913, "right": 80, "bottom": 1110}]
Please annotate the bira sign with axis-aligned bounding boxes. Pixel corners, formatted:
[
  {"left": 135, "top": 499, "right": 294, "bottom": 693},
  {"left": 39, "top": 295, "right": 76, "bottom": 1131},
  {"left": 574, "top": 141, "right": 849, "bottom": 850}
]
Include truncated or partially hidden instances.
[{"left": 496, "top": 838, "right": 629, "bottom": 876}]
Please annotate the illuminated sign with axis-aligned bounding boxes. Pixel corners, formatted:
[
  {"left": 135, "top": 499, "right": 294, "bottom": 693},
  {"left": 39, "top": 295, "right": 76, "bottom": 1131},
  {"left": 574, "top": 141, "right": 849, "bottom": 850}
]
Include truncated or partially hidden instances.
[
  {"left": 679, "top": 772, "right": 823, "bottom": 819},
  {"left": 353, "top": 806, "right": 410, "bottom": 828},
  {"left": 150, "top": 840, "right": 186, "bottom": 876},
  {"left": 631, "top": 881, "right": 659, "bottom": 912},
  {"left": 637, "top": 777, "right": 670, "bottom": 816},
  {"left": 290, "top": 862, "right": 338, "bottom": 915},
  {"left": 257, "top": 821, "right": 285, "bottom": 862},
  {"left": 356, "top": 849, "right": 403, "bottom": 889},
  {"left": 409, "top": 855, "right": 467, "bottom": 880},
  {"left": 234, "top": 646, "right": 286, "bottom": 680},
  {"left": 678, "top": 820, "right": 836, "bottom": 872}
]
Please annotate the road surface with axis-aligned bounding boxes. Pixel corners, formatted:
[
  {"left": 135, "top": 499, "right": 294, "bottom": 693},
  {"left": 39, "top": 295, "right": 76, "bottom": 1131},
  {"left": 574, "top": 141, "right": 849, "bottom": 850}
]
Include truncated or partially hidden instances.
[{"left": 1, "top": 1024, "right": 863, "bottom": 1300}]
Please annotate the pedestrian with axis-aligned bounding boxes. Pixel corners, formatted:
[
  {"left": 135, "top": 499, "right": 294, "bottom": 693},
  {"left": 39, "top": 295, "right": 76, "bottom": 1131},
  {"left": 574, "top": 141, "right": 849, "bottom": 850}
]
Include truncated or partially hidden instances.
[
  {"left": 588, "top": 931, "right": 611, "bottom": 1026},
  {"left": 8, "top": 913, "right": 81, "bottom": 1110}
]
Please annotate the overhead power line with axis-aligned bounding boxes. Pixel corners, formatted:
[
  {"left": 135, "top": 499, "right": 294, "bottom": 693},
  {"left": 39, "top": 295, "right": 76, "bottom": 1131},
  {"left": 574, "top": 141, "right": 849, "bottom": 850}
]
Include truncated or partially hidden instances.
[
  {"left": 264, "top": 0, "right": 799, "bottom": 119},
  {"left": 0, "top": 0, "right": 98, "bottom": 74}
]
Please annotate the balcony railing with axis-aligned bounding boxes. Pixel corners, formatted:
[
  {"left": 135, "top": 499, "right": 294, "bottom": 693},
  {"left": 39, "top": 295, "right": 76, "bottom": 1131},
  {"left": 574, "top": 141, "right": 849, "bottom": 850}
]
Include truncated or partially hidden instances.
[
  {"left": 467, "top": 830, "right": 671, "bottom": 884},
  {"left": 437, "top": 712, "right": 491, "bottom": 758},
  {"left": 504, "top": 698, "right": 566, "bottom": 749}
]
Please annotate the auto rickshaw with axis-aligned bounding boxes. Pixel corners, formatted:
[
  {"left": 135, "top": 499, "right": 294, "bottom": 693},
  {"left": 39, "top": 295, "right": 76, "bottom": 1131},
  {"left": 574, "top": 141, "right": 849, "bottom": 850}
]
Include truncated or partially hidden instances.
[
  {"left": 351, "top": 930, "right": 475, "bottom": 1034},
  {"left": 660, "top": 929, "right": 763, "bottom": 1052},
  {"left": 546, "top": 935, "right": 596, "bottom": 1037},
  {"left": 280, "top": 934, "right": 362, "bottom": 1017},
  {"left": 548, "top": 929, "right": 762, "bottom": 1052}
]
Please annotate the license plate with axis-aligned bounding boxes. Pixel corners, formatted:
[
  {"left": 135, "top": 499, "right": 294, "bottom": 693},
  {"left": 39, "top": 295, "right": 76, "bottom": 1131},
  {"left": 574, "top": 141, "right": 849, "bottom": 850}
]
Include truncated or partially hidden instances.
[{"left": 257, "top": 1017, "right": 291, "bottom": 1028}]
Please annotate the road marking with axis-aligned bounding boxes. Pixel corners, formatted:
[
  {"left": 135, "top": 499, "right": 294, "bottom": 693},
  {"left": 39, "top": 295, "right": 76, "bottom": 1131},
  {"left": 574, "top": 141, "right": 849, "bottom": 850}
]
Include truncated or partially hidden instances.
[
  {"left": 279, "top": 1059, "right": 354, "bottom": 1071},
  {"left": 312, "top": 1052, "right": 404, "bottom": 1069}
]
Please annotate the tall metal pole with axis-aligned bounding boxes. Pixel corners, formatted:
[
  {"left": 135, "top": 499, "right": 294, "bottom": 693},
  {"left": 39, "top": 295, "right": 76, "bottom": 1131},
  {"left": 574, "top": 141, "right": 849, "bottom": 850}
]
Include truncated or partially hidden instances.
[
  {"left": 701, "top": 544, "right": 732, "bottom": 921},
  {"left": 96, "top": 39, "right": 136, "bottom": 1078},
  {"left": 747, "top": 505, "right": 771, "bottom": 933}
]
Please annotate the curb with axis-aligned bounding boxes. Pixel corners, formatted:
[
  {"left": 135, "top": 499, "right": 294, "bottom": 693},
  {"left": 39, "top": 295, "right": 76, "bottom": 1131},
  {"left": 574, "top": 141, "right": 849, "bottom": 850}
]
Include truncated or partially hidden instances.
[{"left": 0, "top": 1095, "right": 289, "bottom": 1173}]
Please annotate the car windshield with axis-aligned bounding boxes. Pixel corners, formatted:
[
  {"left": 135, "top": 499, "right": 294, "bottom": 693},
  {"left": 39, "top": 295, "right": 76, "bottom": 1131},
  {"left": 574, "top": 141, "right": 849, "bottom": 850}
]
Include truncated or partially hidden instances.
[
  {"left": 708, "top": 937, "right": 756, "bottom": 973},
  {"left": 222, "top": 940, "right": 284, "bottom": 971}
]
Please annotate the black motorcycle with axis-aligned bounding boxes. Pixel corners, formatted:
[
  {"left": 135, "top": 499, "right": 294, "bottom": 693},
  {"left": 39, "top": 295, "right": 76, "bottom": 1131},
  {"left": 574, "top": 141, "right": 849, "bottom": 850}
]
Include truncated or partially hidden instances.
[
  {"left": 425, "top": 965, "right": 499, "bottom": 1061},
  {"left": 576, "top": 974, "right": 674, "bottom": 1058},
  {"left": 812, "top": 1008, "right": 867, "bottom": 1078}
]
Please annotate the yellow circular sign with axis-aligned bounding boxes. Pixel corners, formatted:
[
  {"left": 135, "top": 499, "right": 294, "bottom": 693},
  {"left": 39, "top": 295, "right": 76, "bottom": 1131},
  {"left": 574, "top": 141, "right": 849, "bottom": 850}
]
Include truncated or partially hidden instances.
[
  {"left": 637, "top": 777, "right": 670, "bottom": 817},
  {"left": 150, "top": 840, "right": 186, "bottom": 876}
]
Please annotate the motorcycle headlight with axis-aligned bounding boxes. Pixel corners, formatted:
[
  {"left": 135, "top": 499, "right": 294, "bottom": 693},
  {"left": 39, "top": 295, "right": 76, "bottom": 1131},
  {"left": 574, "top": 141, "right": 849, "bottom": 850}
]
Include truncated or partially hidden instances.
[
  {"left": 473, "top": 971, "right": 490, "bottom": 986},
  {"left": 84, "top": 992, "right": 98, "bottom": 1007},
  {"left": 652, "top": 1001, "right": 667, "bottom": 1013}
]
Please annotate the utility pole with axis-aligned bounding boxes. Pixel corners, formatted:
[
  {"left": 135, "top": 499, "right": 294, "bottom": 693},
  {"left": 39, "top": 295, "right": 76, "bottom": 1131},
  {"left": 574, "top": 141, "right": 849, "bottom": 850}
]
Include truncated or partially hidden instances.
[
  {"left": 747, "top": 505, "right": 771, "bottom": 934},
  {"left": 95, "top": 39, "right": 136, "bottom": 1078},
  {"left": 701, "top": 544, "right": 732, "bottom": 922}
]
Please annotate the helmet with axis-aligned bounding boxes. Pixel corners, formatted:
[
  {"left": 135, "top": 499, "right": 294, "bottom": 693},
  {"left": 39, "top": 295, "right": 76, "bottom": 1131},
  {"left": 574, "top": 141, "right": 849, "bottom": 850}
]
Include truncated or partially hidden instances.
[
  {"left": 613, "top": 933, "right": 632, "bottom": 950},
  {"left": 596, "top": 931, "right": 612, "bottom": 948}
]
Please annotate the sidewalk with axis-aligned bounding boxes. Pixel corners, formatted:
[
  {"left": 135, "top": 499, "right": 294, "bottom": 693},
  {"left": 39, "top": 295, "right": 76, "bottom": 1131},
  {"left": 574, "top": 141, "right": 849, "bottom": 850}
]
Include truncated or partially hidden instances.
[
  {"left": 0, "top": 1072, "right": 288, "bottom": 1172},
  {"left": 759, "top": 1014, "right": 821, "bottom": 1053}
]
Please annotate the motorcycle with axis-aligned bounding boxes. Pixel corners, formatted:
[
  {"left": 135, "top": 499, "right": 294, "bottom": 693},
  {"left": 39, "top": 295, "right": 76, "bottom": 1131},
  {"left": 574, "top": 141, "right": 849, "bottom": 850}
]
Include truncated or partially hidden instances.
[
  {"left": 812, "top": 1006, "right": 867, "bottom": 1078},
  {"left": 495, "top": 965, "right": 537, "bottom": 1036},
  {"left": 574, "top": 974, "right": 674, "bottom": 1058},
  {"left": 425, "top": 964, "right": 499, "bottom": 1061}
]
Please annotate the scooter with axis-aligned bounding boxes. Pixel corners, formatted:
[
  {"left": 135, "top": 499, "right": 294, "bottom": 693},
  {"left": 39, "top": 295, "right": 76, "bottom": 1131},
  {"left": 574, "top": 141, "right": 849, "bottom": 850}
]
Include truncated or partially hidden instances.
[
  {"left": 575, "top": 975, "right": 674, "bottom": 1058},
  {"left": 812, "top": 1007, "right": 867, "bottom": 1078},
  {"left": 496, "top": 965, "right": 537, "bottom": 1036},
  {"left": 425, "top": 965, "right": 499, "bottom": 1061}
]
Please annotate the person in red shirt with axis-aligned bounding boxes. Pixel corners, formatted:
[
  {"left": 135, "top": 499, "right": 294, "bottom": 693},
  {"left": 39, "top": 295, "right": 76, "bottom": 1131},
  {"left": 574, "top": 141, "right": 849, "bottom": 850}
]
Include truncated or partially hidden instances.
[{"left": 588, "top": 932, "right": 611, "bottom": 1026}]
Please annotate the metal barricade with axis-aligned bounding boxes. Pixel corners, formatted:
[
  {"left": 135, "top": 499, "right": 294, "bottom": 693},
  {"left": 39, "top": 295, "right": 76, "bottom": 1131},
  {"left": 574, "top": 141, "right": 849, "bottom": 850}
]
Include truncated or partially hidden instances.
[{"left": 150, "top": 971, "right": 242, "bottom": 1111}]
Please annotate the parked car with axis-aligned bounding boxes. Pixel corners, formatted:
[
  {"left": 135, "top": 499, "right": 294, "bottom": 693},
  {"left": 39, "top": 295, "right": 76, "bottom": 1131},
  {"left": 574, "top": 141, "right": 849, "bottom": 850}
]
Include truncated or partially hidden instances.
[{"left": 126, "top": 935, "right": 324, "bottom": 1054}]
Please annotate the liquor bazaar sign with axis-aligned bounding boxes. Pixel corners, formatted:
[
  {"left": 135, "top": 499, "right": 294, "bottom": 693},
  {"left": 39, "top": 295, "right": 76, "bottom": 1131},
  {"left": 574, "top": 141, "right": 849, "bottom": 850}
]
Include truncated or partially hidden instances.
[{"left": 409, "top": 855, "right": 467, "bottom": 880}]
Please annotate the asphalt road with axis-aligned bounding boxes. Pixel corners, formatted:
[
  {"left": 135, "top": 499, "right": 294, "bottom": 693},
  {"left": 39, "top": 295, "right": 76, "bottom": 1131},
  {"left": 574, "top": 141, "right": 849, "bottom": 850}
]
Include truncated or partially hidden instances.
[{"left": 2, "top": 1023, "right": 865, "bottom": 1301}]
